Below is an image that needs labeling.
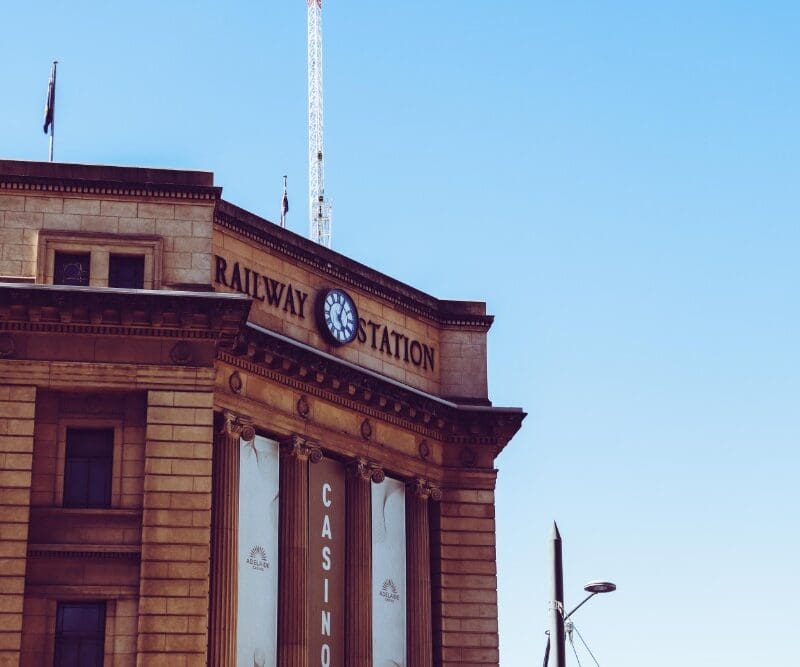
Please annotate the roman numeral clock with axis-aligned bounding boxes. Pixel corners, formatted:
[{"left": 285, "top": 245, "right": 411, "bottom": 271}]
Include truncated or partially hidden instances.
[{"left": 316, "top": 288, "right": 359, "bottom": 345}]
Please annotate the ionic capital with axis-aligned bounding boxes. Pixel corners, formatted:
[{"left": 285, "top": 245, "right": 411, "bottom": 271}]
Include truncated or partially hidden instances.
[
  {"left": 219, "top": 410, "right": 256, "bottom": 442},
  {"left": 348, "top": 457, "right": 385, "bottom": 483},
  {"left": 280, "top": 434, "right": 323, "bottom": 463},
  {"left": 407, "top": 478, "right": 442, "bottom": 502}
]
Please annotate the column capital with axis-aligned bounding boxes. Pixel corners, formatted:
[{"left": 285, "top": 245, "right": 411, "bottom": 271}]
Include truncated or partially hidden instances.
[
  {"left": 280, "top": 434, "right": 323, "bottom": 463},
  {"left": 407, "top": 478, "right": 442, "bottom": 502},
  {"left": 347, "top": 457, "right": 385, "bottom": 483},
  {"left": 219, "top": 410, "right": 255, "bottom": 442}
]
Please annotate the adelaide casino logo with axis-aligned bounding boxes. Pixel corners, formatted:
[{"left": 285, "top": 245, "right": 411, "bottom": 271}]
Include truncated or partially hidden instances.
[
  {"left": 379, "top": 578, "right": 400, "bottom": 603},
  {"left": 246, "top": 545, "right": 271, "bottom": 572}
]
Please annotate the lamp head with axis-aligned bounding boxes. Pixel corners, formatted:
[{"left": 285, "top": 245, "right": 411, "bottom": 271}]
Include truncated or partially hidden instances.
[{"left": 584, "top": 580, "right": 616, "bottom": 594}]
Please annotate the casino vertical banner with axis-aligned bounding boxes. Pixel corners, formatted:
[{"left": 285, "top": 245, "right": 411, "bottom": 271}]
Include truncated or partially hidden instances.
[
  {"left": 309, "top": 457, "right": 345, "bottom": 667},
  {"left": 371, "top": 477, "right": 407, "bottom": 666},
  {"left": 237, "top": 435, "right": 280, "bottom": 667}
]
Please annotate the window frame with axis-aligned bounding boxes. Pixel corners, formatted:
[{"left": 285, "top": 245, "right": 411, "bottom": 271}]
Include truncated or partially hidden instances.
[
  {"left": 38, "top": 230, "right": 162, "bottom": 289},
  {"left": 53, "top": 600, "right": 107, "bottom": 667},
  {"left": 53, "top": 251, "right": 92, "bottom": 286},
  {"left": 62, "top": 427, "right": 114, "bottom": 509},
  {"left": 56, "top": 418, "right": 124, "bottom": 509},
  {"left": 108, "top": 253, "right": 146, "bottom": 289}
]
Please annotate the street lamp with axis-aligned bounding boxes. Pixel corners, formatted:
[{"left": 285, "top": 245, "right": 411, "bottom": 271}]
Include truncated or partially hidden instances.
[
  {"left": 565, "top": 580, "right": 617, "bottom": 620},
  {"left": 545, "top": 523, "right": 616, "bottom": 667}
]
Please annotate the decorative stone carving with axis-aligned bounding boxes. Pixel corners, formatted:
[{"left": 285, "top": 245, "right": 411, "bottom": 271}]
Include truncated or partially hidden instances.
[
  {"left": 169, "top": 340, "right": 193, "bottom": 365},
  {"left": 418, "top": 439, "right": 431, "bottom": 460},
  {"left": 296, "top": 395, "right": 310, "bottom": 418},
  {"left": 280, "top": 434, "right": 322, "bottom": 463},
  {"left": 348, "top": 458, "right": 385, "bottom": 483},
  {"left": 0, "top": 334, "right": 15, "bottom": 358},
  {"left": 360, "top": 419, "right": 372, "bottom": 441},
  {"left": 407, "top": 478, "right": 442, "bottom": 502},
  {"left": 219, "top": 410, "right": 256, "bottom": 442},
  {"left": 459, "top": 447, "right": 477, "bottom": 467},
  {"left": 369, "top": 462, "right": 385, "bottom": 483},
  {"left": 228, "top": 371, "right": 243, "bottom": 394}
]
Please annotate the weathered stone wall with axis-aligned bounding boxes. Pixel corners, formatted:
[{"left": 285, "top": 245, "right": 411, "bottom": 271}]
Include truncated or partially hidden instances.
[
  {"left": 136, "top": 390, "right": 214, "bottom": 666},
  {"left": 0, "top": 192, "right": 213, "bottom": 288},
  {"left": 0, "top": 385, "right": 36, "bottom": 664},
  {"left": 431, "top": 487, "right": 500, "bottom": 666}
]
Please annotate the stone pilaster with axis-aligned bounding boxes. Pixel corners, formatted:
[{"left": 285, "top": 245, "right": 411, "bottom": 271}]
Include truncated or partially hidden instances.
[
  {"left": 208, "top": 411, "right": 253, "bottom": 667},
  {"left": 406, "top": 478, "right": 441, "bottom": 667},
  {"left": 277, "top": 435, "right": 321, "bottom": 667},
  {"left": 344, "top": 459, "right": 383, "bottom": 667},
  {"left": 0, "top": 385, "right": 36, "bottom": 663},
  {"left": 430, "top": 484, "right": 500, "bottom": 666},
  {"left": 137, "top": 390, "right": 215, "bottom": 665}
]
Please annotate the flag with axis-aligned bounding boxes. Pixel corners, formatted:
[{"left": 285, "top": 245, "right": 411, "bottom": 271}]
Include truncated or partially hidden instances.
[{"left": 43, "top": 62, "right": 57, "bottom": 134}]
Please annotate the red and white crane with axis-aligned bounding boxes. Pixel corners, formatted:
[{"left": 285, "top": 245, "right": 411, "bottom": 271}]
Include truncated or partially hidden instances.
[{"left": 307, "top": 0, "right": 331, "bottom": 248}]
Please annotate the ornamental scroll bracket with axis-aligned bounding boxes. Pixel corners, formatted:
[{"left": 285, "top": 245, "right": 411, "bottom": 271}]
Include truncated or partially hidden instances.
[{"left": 219, "top": 410, "right": 256, "bottom": 442}]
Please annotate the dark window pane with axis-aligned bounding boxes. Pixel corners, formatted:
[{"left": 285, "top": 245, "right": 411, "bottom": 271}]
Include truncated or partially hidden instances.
[
  {"left": 64, "top": 429, "right": 113, "bottom": 508},
  {"left": 108, "top": 255, "right": 145, "bottom": 289},
  {"left": 53, "top": 641, "right": 79, "bottom": 667},
  {"left": 59, "top": 603, "right": 104, "bottom": 633},
  {"left": 55, "top": 602, "right": 105, "bottom": 667},
  {"left": 63, "top": 459, "right": 89, "bottom": 507},
  {"left": 78, "top": 641, "right": 103, "bottom": 664},
  {"left": 54, "top": 253, "right": 90, "bottom": 286}
]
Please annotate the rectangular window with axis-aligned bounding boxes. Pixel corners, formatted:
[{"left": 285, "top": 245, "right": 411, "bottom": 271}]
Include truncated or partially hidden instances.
[
  {"left": 63, "top": 428, "right": 113, "bottom": 508},
  {"left": 54, "top": 601, "right": 106, "bottom": 667},
  {"left": 108, "top": 254, "right": 145, "bottom": 289},
  {"left": 54, "top": 252, "right": 90, "bottom": 286}
]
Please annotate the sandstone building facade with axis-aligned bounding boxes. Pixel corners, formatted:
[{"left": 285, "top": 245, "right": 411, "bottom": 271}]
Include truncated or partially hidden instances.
[{"left": 0, "top": 159, "right": 525, "bottom": 666}]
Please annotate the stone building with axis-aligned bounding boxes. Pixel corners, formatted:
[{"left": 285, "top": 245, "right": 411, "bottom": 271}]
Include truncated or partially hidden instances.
[{"left": 0, "top": 159, "right": 525, "bottom": 666}]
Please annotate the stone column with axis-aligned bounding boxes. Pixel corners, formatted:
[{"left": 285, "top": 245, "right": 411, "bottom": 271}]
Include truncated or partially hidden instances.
[
  {"left": 278, "top": 435, "right": 321, "bottom": 667},
  {"left": 406, "top": 478, "right": 441, "bottom": 667},
  {"left": 208, "top": 411, "right": 253, "bottom": 667},
  {"left": 345, "top": 459, "right": 384, "bottom": 667}
]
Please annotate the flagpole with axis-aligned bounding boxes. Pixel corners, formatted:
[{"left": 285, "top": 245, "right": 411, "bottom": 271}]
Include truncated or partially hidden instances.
[
  {"left": 48, "top": 61, "right": 57, "bottom": 162},
  {"left": 280, "top": 175, "right": 288, "bottom": 228}
]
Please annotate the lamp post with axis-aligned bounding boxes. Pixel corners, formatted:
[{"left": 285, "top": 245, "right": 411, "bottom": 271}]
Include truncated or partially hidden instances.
[{"left": 545, "top": 522, "right": 616, "bottom": 667}]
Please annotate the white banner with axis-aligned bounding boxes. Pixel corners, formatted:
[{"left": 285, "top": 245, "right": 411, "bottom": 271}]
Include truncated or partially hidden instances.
[
  {"left": 237, "top": 435, "right": 279, "bottom": 667},
  {"left": 371, "top": 476, "right": 407, "bottom": 667}
]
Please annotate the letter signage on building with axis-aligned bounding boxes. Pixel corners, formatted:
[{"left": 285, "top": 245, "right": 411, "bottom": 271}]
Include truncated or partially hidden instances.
[
  {"left": 371, "top": 477, "right": 407, "bottom": 666},
  {"left": 214, "top": 253, "right": 436, "bottom": 374},
  {"left": 309, "top": 457, "right": 345, "bottom": 667},
  {"left": 237, "top": 436, "right": 280, "bottom": 667}
]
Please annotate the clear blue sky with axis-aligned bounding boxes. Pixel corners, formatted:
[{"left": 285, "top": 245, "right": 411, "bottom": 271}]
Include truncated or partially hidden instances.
[{"left": 2, "top": 2, "right": 799, "bottom": 664}]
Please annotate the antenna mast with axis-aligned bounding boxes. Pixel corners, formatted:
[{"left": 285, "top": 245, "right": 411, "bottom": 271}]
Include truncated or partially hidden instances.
[{"left": 308, "top": 0, "right": 331, "bottom": 248}]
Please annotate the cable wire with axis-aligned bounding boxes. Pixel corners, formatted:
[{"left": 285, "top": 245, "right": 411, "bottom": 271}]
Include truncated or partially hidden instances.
[
  {"left": 568, "top": 633, "right": 584, "bottom": 667},
  {"left": 573, "top": 624, "right": 601, "bottom": 667}
]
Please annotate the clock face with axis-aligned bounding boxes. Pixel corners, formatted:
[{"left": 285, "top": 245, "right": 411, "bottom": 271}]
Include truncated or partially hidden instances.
[{"left": 317, "top": 288, "right": 359, "bottom": 345}]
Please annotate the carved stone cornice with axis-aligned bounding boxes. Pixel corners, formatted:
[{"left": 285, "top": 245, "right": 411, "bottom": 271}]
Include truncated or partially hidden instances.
[
  {"left": 406, "top": 478, "right": 442, "bottom": 502},
  {"left": 0, "top": 159, "right": 221, "bottom": 201},
  {"left": 0, "top": 283, "right": 251, "bottom": 346},
  {"left": 215, "top": 200, "right": 494, "bottom": 330},
  {"left": 220, "top": 323, "right": 526, "bottom": 454},
  {"left": 280, "top": 434, "right": 323, "bottom": 463},
  {"left": 347, "top": 457, "right": 385, "bottom": 483},
  {"left": 219, "top": 410, "right": 256, "bottom": 442}
]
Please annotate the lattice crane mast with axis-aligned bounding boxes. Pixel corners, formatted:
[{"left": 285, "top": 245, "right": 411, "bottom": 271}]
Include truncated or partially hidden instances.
[{"left": 308, "top": 0, "right": 331, "bottom": 248}]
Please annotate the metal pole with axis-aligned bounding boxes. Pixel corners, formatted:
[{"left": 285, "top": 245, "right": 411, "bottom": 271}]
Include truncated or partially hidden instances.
[{"left": 549, "top": 522, "right": 566, "bottom": 667}]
